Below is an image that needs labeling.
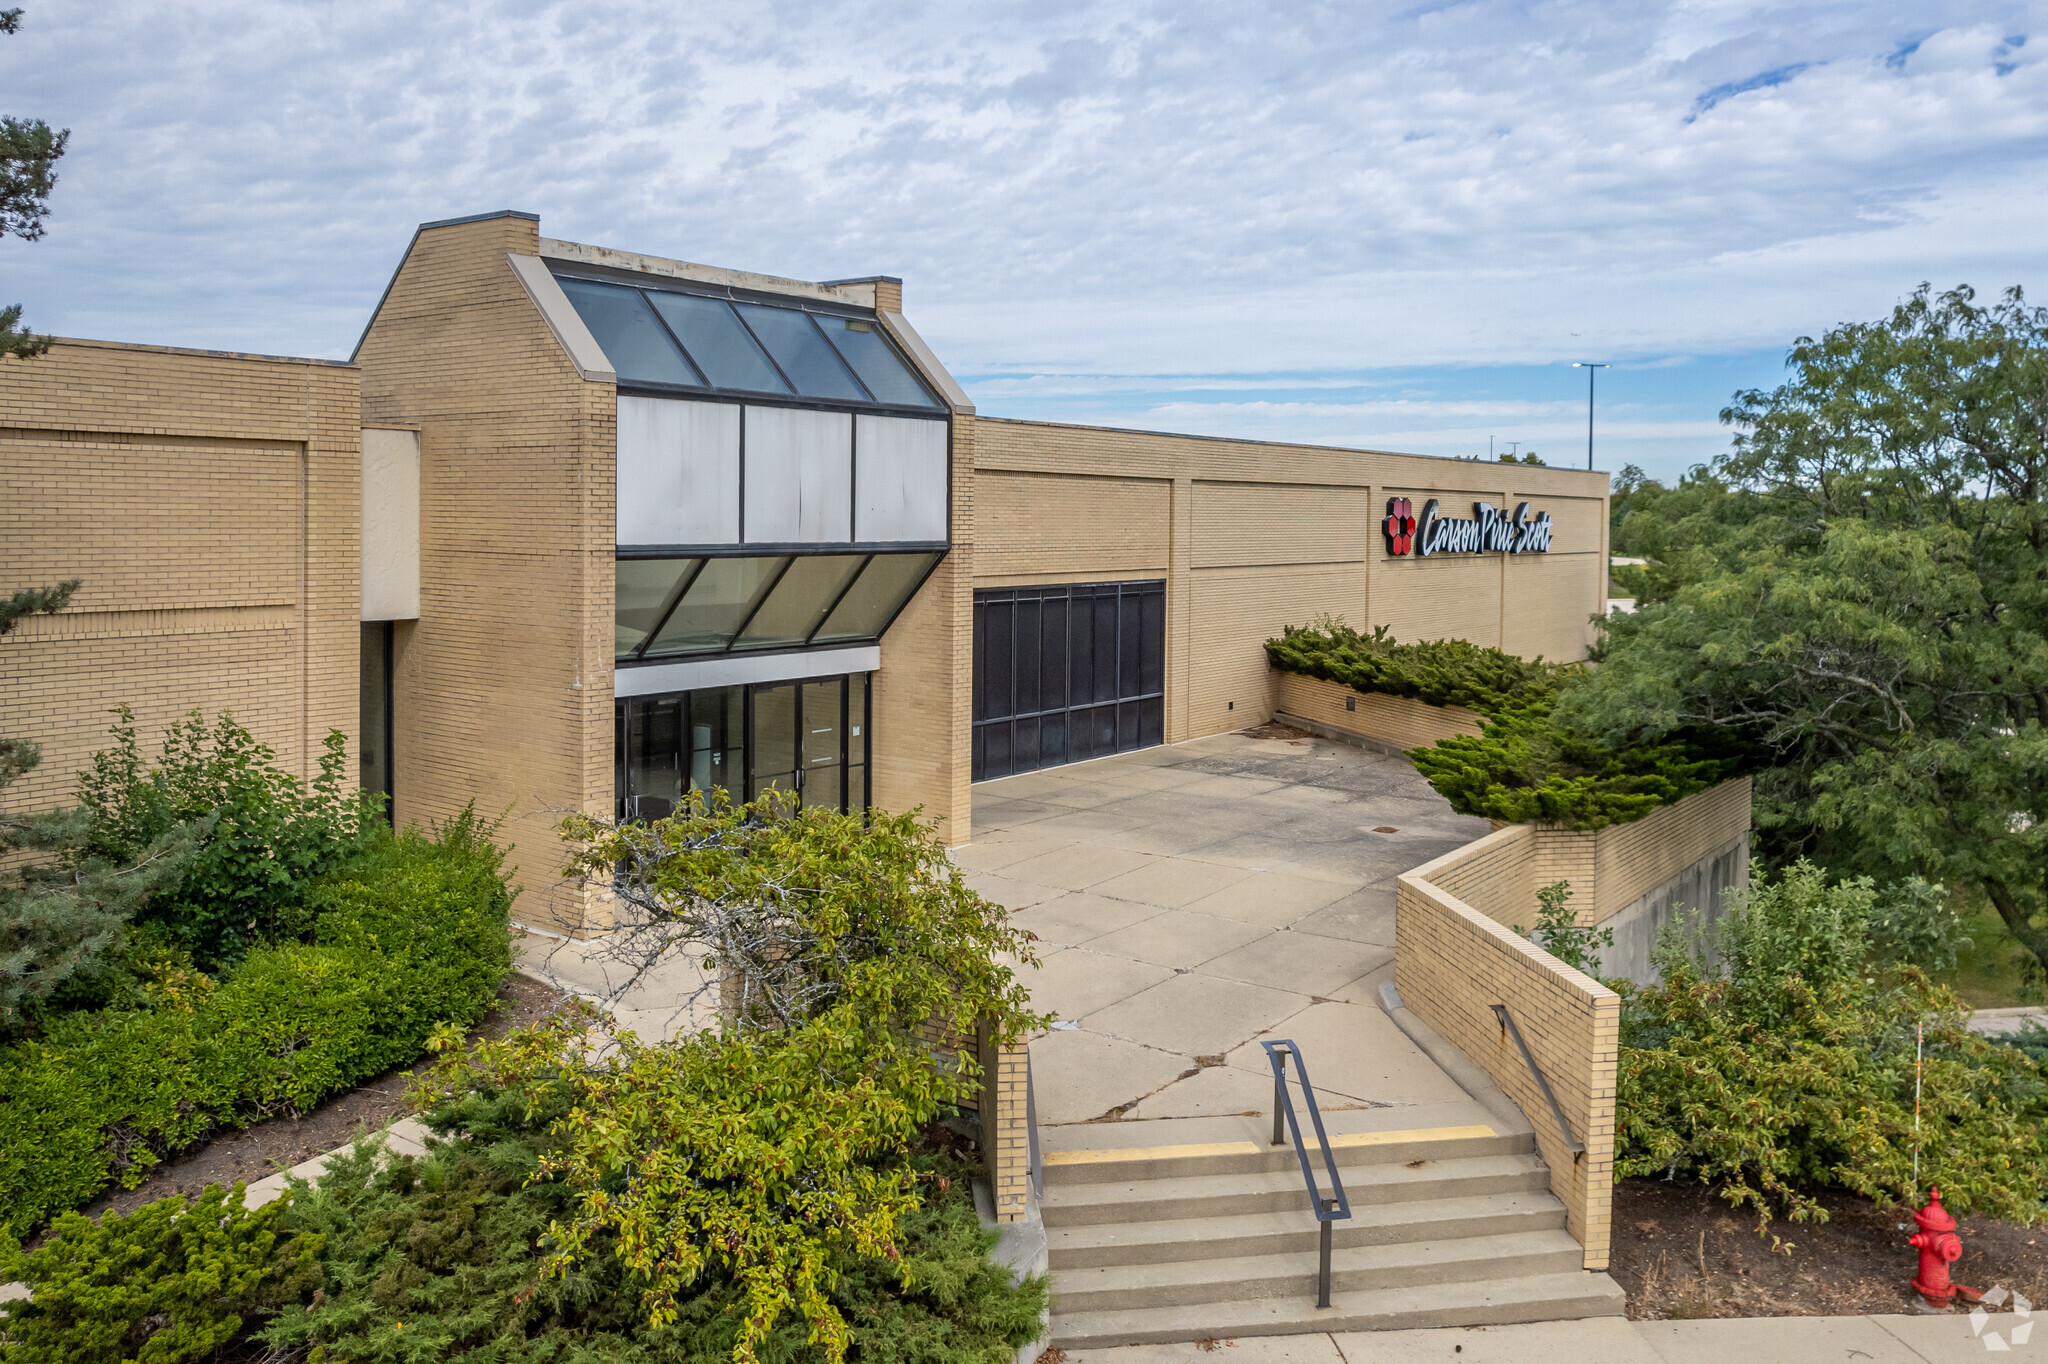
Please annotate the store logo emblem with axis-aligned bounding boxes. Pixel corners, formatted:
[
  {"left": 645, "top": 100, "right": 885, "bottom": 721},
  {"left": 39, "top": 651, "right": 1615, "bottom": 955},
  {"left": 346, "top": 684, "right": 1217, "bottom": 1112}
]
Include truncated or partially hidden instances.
[
  {"left": 1415, "top": 499, "right": 1554, "bottom": 557},
  {"left": 1382, "top": 498, "right": 1417, "bottom": 556}
]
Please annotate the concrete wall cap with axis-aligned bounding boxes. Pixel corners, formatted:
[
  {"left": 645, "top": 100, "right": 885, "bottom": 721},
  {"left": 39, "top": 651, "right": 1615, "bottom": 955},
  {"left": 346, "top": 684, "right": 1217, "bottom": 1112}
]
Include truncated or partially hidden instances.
[{"left": 539, "top": 237, "right": 876, "bottom": 308}]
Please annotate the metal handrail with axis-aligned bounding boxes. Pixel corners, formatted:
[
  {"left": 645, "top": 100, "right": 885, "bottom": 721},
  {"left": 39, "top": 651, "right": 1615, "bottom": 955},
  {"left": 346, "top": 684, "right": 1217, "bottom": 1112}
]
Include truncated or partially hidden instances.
[
  {"left": 1489, "top": 1003, "right": 1584, "bottom": 1162},
  {"left": 1025, "top": 1048, "right": 1044, "bottom": 1200},
  {"left": 1261, "top": 1039, "right": 1352, "bottom": 1309}
]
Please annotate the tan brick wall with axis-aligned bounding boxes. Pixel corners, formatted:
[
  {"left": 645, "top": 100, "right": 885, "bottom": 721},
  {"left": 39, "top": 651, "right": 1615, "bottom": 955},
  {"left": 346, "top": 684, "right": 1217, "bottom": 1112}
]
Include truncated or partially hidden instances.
[
  {"left": 354, "top": 215, "right": 616, "bottom": 930},
  {"left": 1188, "top": 565, "right": 1365, "bottom": 734},
  {"left": 1393, "top": 777, "right": 1755, "bottom": 1267},
  {"left": 1397, "top": 826, "right": 1619, "bottom": 1270},
  {"left": 2, "top": 339, "right": 360, "bottom": 815},
  {"left": 969, "top": 419, "right": 1607, "bottom": 765},
  {"left": 1270, "top": 671, "right": 1485, "bottom": 751}
]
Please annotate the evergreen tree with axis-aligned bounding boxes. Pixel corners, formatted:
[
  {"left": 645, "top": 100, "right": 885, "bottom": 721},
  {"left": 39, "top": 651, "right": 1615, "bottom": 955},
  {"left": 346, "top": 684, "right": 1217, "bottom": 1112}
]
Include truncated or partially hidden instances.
[
  {"left": 0, "top": 580, "right": 194, "bottom": 1035},
  {"left": 1, "top": 6, "right": 69, "bottom": 360}
]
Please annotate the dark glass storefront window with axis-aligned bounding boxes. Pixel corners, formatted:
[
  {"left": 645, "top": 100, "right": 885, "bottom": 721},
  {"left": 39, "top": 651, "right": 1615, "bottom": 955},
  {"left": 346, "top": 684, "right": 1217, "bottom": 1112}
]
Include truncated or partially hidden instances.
[
  {"left": 616, "top": 675, "right": 869, "bottom": 819},
  {"left": 359, "top": 621, "right": 394, "bottom": 823},
  {"left": 616, "top": 551, "right": 941, "bottom": 663},
  {"left": 972, "top": 580, "right": 1165, "bottom": 781}
]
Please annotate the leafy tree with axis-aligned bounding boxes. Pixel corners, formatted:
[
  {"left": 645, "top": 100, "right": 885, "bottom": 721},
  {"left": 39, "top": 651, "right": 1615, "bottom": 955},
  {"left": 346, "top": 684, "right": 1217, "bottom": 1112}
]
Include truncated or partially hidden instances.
[
  {"left": 1617, "top": 861, "right": 2046, "bottom": 1226},
  {"left": 1514, "top": 879, "right": 1612, "bottom": 976},
  {"left": 1566, "top": 285, "right": 2048, "bottom": 984},
  {"left": 496, "top": 793, "right": 1048, "bottom": 1364},
  {"left": 0, "top": 6, "right": 69, "bottom": 360}
]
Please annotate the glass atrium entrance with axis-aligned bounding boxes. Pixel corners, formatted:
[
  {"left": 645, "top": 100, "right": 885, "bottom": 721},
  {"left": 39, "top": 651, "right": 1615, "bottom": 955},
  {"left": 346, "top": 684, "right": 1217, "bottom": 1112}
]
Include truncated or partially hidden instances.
[{"left": 616, "top": 673, "right": 869, "bottom": 821}]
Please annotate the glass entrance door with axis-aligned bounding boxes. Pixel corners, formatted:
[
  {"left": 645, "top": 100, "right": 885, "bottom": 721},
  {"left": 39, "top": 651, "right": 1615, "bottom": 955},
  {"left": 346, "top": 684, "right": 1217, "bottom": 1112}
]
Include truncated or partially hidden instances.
[{"left": 746, "top": 675, "right": 865, "bottom": 812}]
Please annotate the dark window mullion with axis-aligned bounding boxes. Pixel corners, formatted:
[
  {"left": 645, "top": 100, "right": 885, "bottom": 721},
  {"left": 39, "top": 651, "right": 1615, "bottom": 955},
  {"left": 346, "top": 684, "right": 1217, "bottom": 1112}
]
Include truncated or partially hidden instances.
[
  {"left": 634, "top": 559, "right": 707, "bottom": 659},
  {"left": 804, "top": 554, "right": 874, "bottom": 645},
  {"left": 722, "top": 556, "right": 797, "bottom": 654}
]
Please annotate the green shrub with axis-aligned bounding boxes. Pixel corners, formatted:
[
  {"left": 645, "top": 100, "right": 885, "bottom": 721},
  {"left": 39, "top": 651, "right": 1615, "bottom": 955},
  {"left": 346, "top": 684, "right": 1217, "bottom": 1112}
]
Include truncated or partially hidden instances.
[
  {"left": 255, "top": 1122, "right": 1043, "bottom": 1364},
  {"left": 1513, "top": 880, "right": 1612, "bottom": 977},
  {"left": 1616, "top": 861, "right": 2048, "bottom": 1225},
  {"left": 0, "top": 1183, "right": 320, "bottom": 1364},
  {"left": 1264, "top": 619, "right": 1562, "bottom": 712},
  {"left": 1263, "top": 618, "right": 1742, "bottom": 830},
  {"left": 0, "top": 811, "right": 513, "bottom": 1236},
  {"left": 76, "top": 708, "right": 381, "bottom": 969}
]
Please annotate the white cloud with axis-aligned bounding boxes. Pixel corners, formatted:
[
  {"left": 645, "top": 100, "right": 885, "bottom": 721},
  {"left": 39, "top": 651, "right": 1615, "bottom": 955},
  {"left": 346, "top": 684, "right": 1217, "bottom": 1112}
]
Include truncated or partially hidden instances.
[{"left": 1, "top": 0, "right": 2043, "bottom": 475}]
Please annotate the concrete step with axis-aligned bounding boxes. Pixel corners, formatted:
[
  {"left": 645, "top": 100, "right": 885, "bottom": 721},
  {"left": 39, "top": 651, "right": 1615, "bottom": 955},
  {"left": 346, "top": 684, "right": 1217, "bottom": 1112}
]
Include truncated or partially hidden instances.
[
  {"left": 1042, "top": 1123, "right": 1531, "bottom": 1186},
  {"left": 1048, "top": 1270, "right": 1629, "bottom": 1347},
  {"left": 1052, "top": 1228, "right": 1587, "bottom": 1313},
  {"left": 1040, "top": 1152, "right": 1551, "bottom": 1227},
  {"left": 1048, "top": 1190, "right": 1567, "bottom": 1268}
]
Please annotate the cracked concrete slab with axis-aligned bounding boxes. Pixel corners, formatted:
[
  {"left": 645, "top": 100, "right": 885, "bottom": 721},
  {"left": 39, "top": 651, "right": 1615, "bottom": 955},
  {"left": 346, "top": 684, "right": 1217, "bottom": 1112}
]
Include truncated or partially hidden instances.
[
  {"left": 1084, "top": 972, "right": 1314, "bottom": 1060},
  {"left": 1078, "top": 908, "right": 1269, "bottom": 970},
  {"left": 1025, "top": 947, "right": 1177, "bottom": 1021},
  {"left": 1225, "top": 999, "right": 1471, "bottom": 1107},
  {"left": 1028, "top": 1027, "right": 1199, "bottom": 1125}
]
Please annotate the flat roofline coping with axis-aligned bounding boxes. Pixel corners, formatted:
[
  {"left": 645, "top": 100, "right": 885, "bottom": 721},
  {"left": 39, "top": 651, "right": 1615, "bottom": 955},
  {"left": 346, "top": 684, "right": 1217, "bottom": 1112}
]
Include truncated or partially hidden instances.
[
  {"left": 419, "top": 209, "right": 539, "bottom": 230},
  {"left": 820, "top": 275, "right": 904, "bottom": 286},
  {"left": 972, "top": 413, "right": 1611, "bottom": 478},
  {"left": 539, "top": 238, "right": 877, "bottom": 307},
  {"left": 30, "top": 336, "right": 356, "bottom": 368}
]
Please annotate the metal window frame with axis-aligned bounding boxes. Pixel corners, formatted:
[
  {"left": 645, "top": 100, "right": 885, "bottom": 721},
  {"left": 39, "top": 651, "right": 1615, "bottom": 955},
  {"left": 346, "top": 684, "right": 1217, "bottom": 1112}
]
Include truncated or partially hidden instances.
[
  {"left": 551, "top": 260, "right": 943, "bottom": 412},
  {"left": 617, "top": 547, "right": 947, "bottom": 669},
  {"left": 970, "top": 579, "right": 1167, "bottom": 781}
]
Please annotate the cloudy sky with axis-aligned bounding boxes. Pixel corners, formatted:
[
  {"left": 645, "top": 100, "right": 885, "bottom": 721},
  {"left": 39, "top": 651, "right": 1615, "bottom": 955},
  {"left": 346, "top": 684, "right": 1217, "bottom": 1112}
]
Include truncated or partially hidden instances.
[{"left": 5, "top": 1, "right": 2044, "bottom": 482}]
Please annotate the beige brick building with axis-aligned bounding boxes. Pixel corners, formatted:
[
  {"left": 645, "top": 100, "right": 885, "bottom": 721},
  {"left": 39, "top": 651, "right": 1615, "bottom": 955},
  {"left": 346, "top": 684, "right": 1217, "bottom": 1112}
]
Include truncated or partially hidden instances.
[
  {"left": 4, "top": 210, "right": 1609, "bottom": 926},
  {"left": 2, "top": 339, "right": 361, "bottom": 816}
]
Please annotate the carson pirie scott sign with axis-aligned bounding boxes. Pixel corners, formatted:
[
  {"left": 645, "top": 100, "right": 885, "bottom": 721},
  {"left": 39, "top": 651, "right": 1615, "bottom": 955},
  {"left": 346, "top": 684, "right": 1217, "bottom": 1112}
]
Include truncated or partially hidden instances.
[{"left": 1382, "top": 497, "right": 1554, "bottom": 557}]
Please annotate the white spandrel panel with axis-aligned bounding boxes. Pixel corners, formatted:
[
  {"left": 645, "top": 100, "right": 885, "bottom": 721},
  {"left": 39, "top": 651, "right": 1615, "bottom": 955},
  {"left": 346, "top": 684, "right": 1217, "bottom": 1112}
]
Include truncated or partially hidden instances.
[
  {"left": 744, "top": 406, "right": 852, "bottom": 542},
  {"left": 854, "top": 415, "right": 948, "bottom": 542},
  {"left": 617, "top": 397, "right": 739, "bottom": 545}
]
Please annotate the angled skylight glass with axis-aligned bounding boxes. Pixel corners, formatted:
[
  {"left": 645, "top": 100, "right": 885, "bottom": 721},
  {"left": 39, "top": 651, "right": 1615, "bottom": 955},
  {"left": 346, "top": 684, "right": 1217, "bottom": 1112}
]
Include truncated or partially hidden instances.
[
  {"left": 553, "top": 266, "right": 942, "bottom": 410},
  {"left": 816, "top": 317, "right": 940, "bottom": 409},
  {"left": 556, "top": 278, "right": 702, "bottom": 387},
  {"left": 616, "top": 550, "right": 941, "bottom": 661},
  {"left": 646, "top": 292, "right": 791, "bottom": 395},
  {"left": 733, "top": 304, "right": 869, "bottom": 402}
]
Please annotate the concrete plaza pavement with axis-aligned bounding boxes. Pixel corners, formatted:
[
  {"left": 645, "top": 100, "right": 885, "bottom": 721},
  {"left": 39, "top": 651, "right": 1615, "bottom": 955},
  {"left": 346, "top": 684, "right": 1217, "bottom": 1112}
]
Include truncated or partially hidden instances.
[
  {"left": 1048, "top": 1312, "right": 2029, "bottom": 1363},
  {"left": 956, "top": 730, "right": 1494, "bottom": 1134}
]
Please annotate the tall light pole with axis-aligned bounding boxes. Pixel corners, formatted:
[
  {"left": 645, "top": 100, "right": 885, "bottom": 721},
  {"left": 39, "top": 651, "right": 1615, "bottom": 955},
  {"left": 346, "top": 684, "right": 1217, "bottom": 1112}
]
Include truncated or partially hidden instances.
[{"left": 1573, "top": 362, "right": 1608, "bottom": 470}]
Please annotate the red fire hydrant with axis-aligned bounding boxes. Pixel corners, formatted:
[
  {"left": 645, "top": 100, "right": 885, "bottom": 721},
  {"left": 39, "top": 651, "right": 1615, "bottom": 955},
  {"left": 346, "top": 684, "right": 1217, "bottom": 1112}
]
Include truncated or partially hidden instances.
[{"left": 1908, "top": 1188, "right": 1982, "bottom": 1307}]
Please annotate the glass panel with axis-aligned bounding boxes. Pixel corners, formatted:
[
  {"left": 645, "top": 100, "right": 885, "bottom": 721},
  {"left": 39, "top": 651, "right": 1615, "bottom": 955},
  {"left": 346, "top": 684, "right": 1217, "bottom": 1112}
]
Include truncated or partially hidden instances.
[
  {"left": 1015, "top": 597, "right": 1041, "bottom": 715},
  {"left": 971, "top": 728, "right": 986, "bottom": 782},
  {"left": 734, "top": 554, "right": 865, "bottom": 649},
  {"left": 802, "top": 678, "right": 843, "bottom": 812},
  {"left": 615, "top": 703, "right": 627, "bottom": 820},
  {"left": 616, "top": 558, "right": 697, "bottom": 657},
  {"left": 847, "top": 762, "right": 866, "bottom": 811},
  {"left": 816, "top": 316, "right": 939, "bottom": 407},
  {"left": 644, "top": 556, "right": 788, "bottom": 656},
  {"left": 688, "top": 685, "right": 745, "bottom": 800},
  {"left": 983, "top": 596, "right": 1013, "bottom": 720},
  {"left": 628, "top": 696, "right": 685, "bottom": 820},
  {"left": 556, "top": 278, "right": 702, "bottom": 387},
  {"left": 1091, "top": 594, "right": 1118, "bottom": 704},
  {"left": 751, "top": 683, "right": 798, "bottom": 793},
  {"left": 358, "top": 623, "right": 391, "bottom": 818},
  {"left": 1039, "top": 597, "right": 1068, "bottom": 713},
  {"left": 971, "top": 606, "right": 986, "bottom": 722},
  {"left": 645, "top": 292, "right": 791, "bottom": 394},
  {"left": 813, "top": 552, "right": 938, "bottom": 643},
  {"left": 848, "top": 674, "right": 867, "bottom": 767},
  {"left": 1118, "top": 590, "right": 1142, "bottom": 699},
  {"left": 805, "top": 763, "right": 842, "bottom": 812},
  {"left": 1139, "top": 696, "right": 1164, "bottom": 748},
  {"left": 1040, "top": 711, "right": 1066, "bottom": 769},
  {"left": 1014, "top": 715, "right": 1040, "bottom": 773},
  {"left": 1139, "top": 586, "right": 1165, "bottom": 695},
  {"left": 1068, "top": 596, "right": 1094, "bottom": 711},
  {"left": 734, "top": 304, "right": 867, "bottom": 401},
  {"left": 984, "top": 720, "right": 1012, "bottom": 780}
]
